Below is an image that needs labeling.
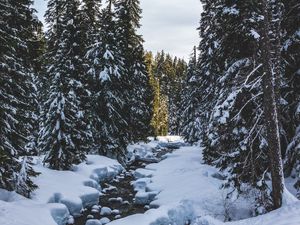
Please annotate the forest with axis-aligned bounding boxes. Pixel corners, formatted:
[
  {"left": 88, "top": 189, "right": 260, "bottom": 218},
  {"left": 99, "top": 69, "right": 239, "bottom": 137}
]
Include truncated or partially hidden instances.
[{"left": 0, "top": 0, "right": 300, "bottom": 225}]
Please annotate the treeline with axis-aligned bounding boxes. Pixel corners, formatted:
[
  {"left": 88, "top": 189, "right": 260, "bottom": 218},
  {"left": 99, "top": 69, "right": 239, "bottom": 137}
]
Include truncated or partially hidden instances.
[
  {"left": 0, "top": 0, "right": 152, "bottom": 197},
  {"left": 145, "top": 51, "right": 187, "bottom": 137},
  {"left": 180, "top": 0, "right": 299, "bottom": 212}
]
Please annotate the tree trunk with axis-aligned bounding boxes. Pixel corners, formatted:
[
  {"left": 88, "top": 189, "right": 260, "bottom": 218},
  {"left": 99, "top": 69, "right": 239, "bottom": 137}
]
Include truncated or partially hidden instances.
[{"left": 260, "top": 0, "right": 285, "bottom": 209}]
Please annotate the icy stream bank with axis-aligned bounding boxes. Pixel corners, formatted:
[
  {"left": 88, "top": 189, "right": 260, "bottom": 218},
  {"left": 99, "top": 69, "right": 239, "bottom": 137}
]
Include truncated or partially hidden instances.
[{"left": 73, "top": 143, "right": 182, "bottom": 225}]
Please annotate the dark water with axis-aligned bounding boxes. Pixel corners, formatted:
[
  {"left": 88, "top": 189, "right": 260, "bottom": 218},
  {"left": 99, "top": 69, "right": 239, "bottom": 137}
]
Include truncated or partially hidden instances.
[{"left": 73, "top": 145, "right": 180, "bottom": 225}]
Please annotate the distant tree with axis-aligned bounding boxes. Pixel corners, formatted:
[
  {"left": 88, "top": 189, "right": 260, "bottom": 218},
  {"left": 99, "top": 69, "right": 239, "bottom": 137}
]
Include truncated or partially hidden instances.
[
  {"left": 169, "top": 58, "right": 187, "bottom": 135},
  {"left": 180, "top": 47, "right": 202, "bottom": 143}
]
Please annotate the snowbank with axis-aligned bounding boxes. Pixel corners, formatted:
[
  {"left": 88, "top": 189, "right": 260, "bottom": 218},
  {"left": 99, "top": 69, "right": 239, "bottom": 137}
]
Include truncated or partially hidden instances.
[
  {"left": 127, "top": 142, "right": 159, "bottom": 164},
  {"left": 0, "top": 155, "right": 123, "bottom": 225},
  {"left": 32, "top": 155, "right": 123, "bottom": 216},
  {"left": 126, "top": 136, "right": 186, "bottom": 164},
  {"left": 193, "top": 201, "right": 300, "bottom": 225},
  {"left": 0, "top": 189, "right": 69, "bottom": 225},
  {"left": 155, "top": 136, "right": 184, "bottom": 143}
]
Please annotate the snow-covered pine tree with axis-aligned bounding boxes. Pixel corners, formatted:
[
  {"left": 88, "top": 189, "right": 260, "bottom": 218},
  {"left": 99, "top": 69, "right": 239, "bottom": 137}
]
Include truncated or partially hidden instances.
[
  {"left": 29, "top": 18, "right": 46, "bottom": 156},
  {"left": 282, "top": 0, "right": 300, "bottom": 194},
  {"left": 181, "top": 0, "right": 225, "bottom": 148},
  {"left": 168, "top": 57, "right": 187, "bottom": 135},
  {"left": 80, "top": 0, "right": 102, "bottom": 45},
  {"left": 199, "top": 0, "right": 286, "bottom": 210},
  {"left": 0, "top": 0, "right": 39, "bottom": 196},
  {"left": 39, "top": 0, "right": 91, "bottom": 170},
  {"left": 202, "top": 0, "right": 266, "bottom": 175},
  {"left": 25, "top": 9, "right": 46, "bottom": 156},
  {"left": 172, "top": 58, "right": 187, "bottom": 135},
  {"left": 145, "top": 52, "right": 158, "bottom": 136},
  {"left": 86, "top": 0, "right": 129, "bottom": 163},
  {"left": 115, "top": 0, "right": 153, "bottom": 142},
  {"left": 180, "top": 48, "right": 202, "bottom": 144}
]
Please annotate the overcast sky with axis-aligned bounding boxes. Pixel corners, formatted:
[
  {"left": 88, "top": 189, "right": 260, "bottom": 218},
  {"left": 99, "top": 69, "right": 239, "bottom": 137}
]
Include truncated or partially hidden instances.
[{"left": 33, "top": 0, "right": 202, "bottom": 59}]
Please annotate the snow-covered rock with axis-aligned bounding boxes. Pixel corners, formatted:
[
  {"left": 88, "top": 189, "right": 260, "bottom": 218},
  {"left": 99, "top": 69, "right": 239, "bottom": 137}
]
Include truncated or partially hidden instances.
[
  {"left": 108, "top": 197, "right": 123, "bottom": 203},
  {"left": 99, "top": 217, "right": 111, "bottom": 224},
  {"left": 132, "top": 178, "right": 152, "bottom": 192},
  {"left": 115, "top": 215, "right": 121, "bottom": 219},
  {"left": 134, "top": 168, "right": 154, "bottom": 179},
  {"left": 91, "top": 205, "right": 100, "bottom": 213},
  {"left": 87, "top": 215, "right": 94, "bottom": 219},
  {"left": 100, "top": 207, "right": 112, "bottom": 216},
  {"left": 135, "top": 191, "right": 150, "bottom": 205},
  {"left": 85, "top": 219, "right": 102, "bottom": 225},
  {"left": 112, "top": 209, "right": 120, "bottom": 215}
]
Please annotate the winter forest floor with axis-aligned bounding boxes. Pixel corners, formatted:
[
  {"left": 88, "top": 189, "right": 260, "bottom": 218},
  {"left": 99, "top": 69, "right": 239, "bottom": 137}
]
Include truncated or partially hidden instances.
[{"left": 1, "top": 136, "right": 300, "bottom": 225}]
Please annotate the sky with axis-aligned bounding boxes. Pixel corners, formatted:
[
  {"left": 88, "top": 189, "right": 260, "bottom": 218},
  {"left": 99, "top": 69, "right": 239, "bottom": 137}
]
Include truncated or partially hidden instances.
[{"left": 33, "top": 0, "right": 202, "bottom": 59}]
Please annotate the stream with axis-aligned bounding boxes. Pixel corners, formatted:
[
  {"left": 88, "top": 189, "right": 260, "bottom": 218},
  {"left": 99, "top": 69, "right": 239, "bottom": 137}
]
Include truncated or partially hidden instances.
[{"left": 73, "top": 143, "right": 181, "bottom": 225}]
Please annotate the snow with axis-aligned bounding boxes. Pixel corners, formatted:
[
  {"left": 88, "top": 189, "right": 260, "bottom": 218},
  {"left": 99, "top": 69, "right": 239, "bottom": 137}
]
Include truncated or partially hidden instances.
[
  {"left": 2, "top": 138, "right": 300, "bottom": 225},
  {"left": 99, "top": 217, "right": 111, "bottom": 224},
  {"left": 223, "top": 7, "right": 239, "bottom": 15},
  {"left": 109, "top": 146, "right": 227, "bottom": 225},
  {"left": 32, "top": 155, "right": 123, "bottom": 216},
  {"left": 99, "top": 69, "right": 111, "bottom": 82},
  {"left": 0, "top": 189, "right": 69, "bottom": 225},
  {"left": 0, "top": 155, "right": 123, "bottom": 225},
  {"left": 250, "top": 29, "right": 261, "bottom": 40},
  {"left": 155, "top": 136, "right": 183, "bottom": 142},
  {"left": 226, "top": 202, "right": 300, "bottom": 225},
  {"left": 100, "top": 207, "right": 112, "bottom": 216},
  {"left": 126, "top": 136, "right": 185, "bottom": 164},
  {"left": 110, "top": 144, "right": 300, "bottom": 225},
  {"left": 213, "top": 91, "right": 238, "bottom": 124},
  {"left": 85, "top": 220, "right": 102, "bottom": 225}
]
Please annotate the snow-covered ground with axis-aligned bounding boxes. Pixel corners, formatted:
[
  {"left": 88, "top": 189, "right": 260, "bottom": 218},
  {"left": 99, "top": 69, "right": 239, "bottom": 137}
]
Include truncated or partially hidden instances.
[
  {"left": 1, "top": 137, "right": 300, "bottom": 225},
  {"left": 109, "top": 145, "right": 255, "bottom": 225},
  {"left": 1, "top": 155, "right": 123, "bottom": 225},
  {"left": 0, "top": 189, "right": 69, "bottom": 225},
  {"left": 112, "top": 144, "right": 300, "bottom": 225},
  {"left": 32, "top": 155, "right": 123, "bottom": 216}
]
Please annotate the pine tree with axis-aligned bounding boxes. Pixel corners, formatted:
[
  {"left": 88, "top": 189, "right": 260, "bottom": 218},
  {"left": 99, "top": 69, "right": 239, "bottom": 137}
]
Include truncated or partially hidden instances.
[
  {"left": 145, "top": 52, "right": 158, "bottom": 136},
  {"left": 169, "top": 58, "right": 187, "bottom": 135},
  {"left": 282, "top": 0, "right": 300, "bottom": 194},
  {"left": 180, "top": 48, "right": 202, "bottom": 143},
  {"left": 0, "top": 0, "right": 39, "bottom": 196},
  {"left": 39, "top": 0, "right": 91, "bottom": 170},
  {"left": 25, "top": 10, "right": 46, "bottom": 156},
  {"left": 198, "top": 0, "right": 285, "bottom": 211},
  {"left": 86, "top": 0, "right": 128, "bottom": 163},
  {"left": 80, "top": 0, "right": 102, "bottom": 45},
  {"left": 115, "top": 0, "right": 153, "bottom": 142}
]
